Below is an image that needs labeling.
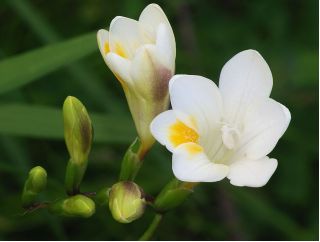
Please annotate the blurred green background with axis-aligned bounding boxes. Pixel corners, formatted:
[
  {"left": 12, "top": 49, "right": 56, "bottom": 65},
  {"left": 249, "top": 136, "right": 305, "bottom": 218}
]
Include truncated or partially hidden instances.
[{"left": 0, "top": 0, "right": 318, "bottom": 240}]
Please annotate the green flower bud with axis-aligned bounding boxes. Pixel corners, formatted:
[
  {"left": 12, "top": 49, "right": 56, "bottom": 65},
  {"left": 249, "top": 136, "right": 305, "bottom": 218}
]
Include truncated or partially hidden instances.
[
  {"left": 22, "top": 166, "right": 47, "bottom": 208},
  {"left": 63, "top": 96, "right": 93, "bottom": 165},
  {"left": 49, "top": 195, "right": 95, "bottom": 218},
  {"left": 63, "top": 96, "right": 93, "bottom": 195},
  {"left": 119, "top": 137, "right": 145, "bottom": 181},
  {"left": 154, "top": 179, "right": 197, "bottom": 213},
  {"left": 109, "top": 181, "right": 145, "bottom": 223}
]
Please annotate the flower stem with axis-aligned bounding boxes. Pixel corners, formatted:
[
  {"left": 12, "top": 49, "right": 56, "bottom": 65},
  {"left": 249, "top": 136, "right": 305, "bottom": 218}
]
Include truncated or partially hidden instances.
[{"left": 139, "top": 213, "right": 163, "bottom": 241}]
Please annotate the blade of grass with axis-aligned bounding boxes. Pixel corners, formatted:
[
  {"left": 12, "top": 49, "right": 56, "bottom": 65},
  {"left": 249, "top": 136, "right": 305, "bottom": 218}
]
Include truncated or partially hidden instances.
[
  {"left": 5, "top": 0, "right": 59, "bottom": 43},
  {"left": 0, "top": 104, "right": 135, "bottom": 143},
  {"left": 6, "top": 0, "right": 125, "bottom": 114},
  {"left": 0, "top": 32, "right": 96, "bottom": 95},
  {"left": 0, "top": 137, "right": 30, "bottom": 177}
]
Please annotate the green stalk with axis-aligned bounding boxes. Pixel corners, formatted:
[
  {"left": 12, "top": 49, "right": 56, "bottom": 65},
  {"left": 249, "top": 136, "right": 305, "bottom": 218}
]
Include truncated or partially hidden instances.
[
  {"left": 139, "top": 214, "right": 163, "bottom": 241},
  {"left": 65, "top": 160, "right": 87, "bottom": 195}
]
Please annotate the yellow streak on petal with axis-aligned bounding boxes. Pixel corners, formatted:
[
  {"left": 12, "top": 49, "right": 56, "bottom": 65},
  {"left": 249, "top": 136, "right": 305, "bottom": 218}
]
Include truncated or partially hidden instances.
[
  {"left": 186, "top": 143, "right": 203, "bottom": 155},
  {"left": 169, "top": 120, "right": 199, "bottom": 147},
  {"left": 115, "top": 42, "right": 127, "bottom": 58},
  {"left": 104, "top": 42, "right": 110, "bottom": 54}
]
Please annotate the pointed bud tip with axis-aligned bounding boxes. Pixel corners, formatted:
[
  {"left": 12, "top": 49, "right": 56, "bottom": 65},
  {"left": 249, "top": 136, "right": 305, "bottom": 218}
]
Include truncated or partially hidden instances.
[{"left": 63, "top": 96, "right": 93, "bottom": 164}]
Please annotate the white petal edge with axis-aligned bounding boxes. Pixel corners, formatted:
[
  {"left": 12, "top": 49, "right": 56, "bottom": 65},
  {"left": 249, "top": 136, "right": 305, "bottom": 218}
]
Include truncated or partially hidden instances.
[
  {"left": 150, "top": 110, "right": 198, "bottom": 152},
  {"left": 280, "top": 103, "right": 291, "bottom": 133},
  {"left": 97, "top": 29, "right": 109, "bottom": 57},
  {"left": 219, "top": 49, "right": 273, "bottom": 122},
  {"left": 154, "top": 23, "right": 176, "bottom": 72},
  {"left": 105, "top": 53, "right": 132, "bottom": 84},
  {"left": 227, "top": 157, "right": 277, "bottom": 187},
  {"left": 172, "top": 142, "right": 229, "bottom": 182},
  {"left": 139, "top": 4, "right": 173, "bottom": 41}
]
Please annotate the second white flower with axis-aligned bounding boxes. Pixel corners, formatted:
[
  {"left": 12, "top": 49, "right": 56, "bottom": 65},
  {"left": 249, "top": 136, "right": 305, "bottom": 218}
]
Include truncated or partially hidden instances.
[{"left": 150, "top": 50, "right": 291, "bottom": 187}]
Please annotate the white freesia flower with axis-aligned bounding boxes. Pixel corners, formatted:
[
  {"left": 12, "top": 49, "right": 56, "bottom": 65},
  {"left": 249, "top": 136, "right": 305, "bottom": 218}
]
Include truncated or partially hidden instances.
[
  {"left": 97, "top": 4, "right": 175, "bottom": 151},
  {"left": 150, "top": 50, "right": 291, "bottom": 187}
]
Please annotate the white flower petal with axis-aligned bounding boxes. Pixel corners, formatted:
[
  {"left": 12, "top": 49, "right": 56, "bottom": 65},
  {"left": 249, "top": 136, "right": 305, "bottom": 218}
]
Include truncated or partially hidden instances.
[
  {"left": 227, "top": 157, "right": 277, "bottom": 187},
  {"left": 235, "top": 99, "right": 291, "bottom": 160},
  {"left": 105, "top": 53, "right": 132, "bottom": 85},
  {"left": 280, "top": 103, "right": 291, "bottom": 133},
  {"left": 130, "top": 45, "right": 158, "bottom": 98},
  {"left": 139, "top": 4, "right": 174, "bottom": 42},
  {"left": 150, "top": 110, "right": 176, "bottom": 150},
  {"left": 172, "top": 142, "right": 229, "bottom": 182},
  {"left": 97, "top": 29, "right": 109, "bottom": 57},
  {"left": 150, "top": 110, "right": 199, "bottom": 152},
  {"left": 169, "top": 75, "right": 223, "bottom": 156},
  {"left": 109, "top": 16, "right": 145, "bottom": 59},
  {"left": 130, "top": 45, "right": 154, "bottom": 88},
  {"left": 219, "top": 50, "right": 273, "bottom": 122},
  {"left": 154, "top": 23, "right": 176, "bottom": 72},
  {"left": 130, "top": 45, "right": 173, "bottom": 101},
  {"left": 169, "top": 75, "right": 223, "bottom": 127}
]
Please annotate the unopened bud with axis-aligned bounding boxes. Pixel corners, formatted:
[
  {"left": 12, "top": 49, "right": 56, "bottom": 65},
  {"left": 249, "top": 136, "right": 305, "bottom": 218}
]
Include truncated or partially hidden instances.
[
  {"left": 49, "top": 194, "right": 95, "bottom": 218},
  {"left": 97, "top": 4, "right": 176, "bottom": 152},
  {"left": 63, "top": 96, "right": 93, "bottom": 165},
  {"left": 119, "top": 137, "right": 144, "bottom": 181},
  {"left": 109, "top": 181, "right": 145, "bottom": 223},
  {"left": 22, "top": 166, "right": 47, "bottom": 208}
]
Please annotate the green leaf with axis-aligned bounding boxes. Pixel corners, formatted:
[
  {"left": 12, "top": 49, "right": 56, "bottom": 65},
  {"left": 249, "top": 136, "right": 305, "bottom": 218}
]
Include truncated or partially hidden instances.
[
  {"left": 0, "top": 104, "right": 135, "bottom": 143},
  {"left": 0, "top": 32, "right": 96, "bottom": 95}
]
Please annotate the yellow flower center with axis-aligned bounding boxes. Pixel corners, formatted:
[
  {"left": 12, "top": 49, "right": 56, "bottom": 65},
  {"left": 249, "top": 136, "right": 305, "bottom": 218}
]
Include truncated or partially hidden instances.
[{"left": 169, "top": 120, "right": 199, "bottom": 147}]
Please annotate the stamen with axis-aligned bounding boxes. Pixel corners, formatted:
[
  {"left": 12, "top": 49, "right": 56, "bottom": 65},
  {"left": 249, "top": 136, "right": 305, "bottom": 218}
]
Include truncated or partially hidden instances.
[{"left": 221, "top": 124, "right": 240, "bottom": 150}]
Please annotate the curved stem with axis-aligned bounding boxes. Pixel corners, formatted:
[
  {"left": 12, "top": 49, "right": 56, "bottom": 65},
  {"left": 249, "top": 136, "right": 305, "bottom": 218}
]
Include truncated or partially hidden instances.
[{"left": 139, "top": 213, "right": 163, "bottom": 241}]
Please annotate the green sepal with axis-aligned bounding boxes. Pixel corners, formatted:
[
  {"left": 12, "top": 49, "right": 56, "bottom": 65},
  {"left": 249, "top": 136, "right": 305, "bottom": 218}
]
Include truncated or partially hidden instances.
[
  {"left": 49, "top": 194, "right": 95, "bottom": 218},
  {"left": 119, "top": 137, "right": 144, "bottom": 181},
  {"left": 153, "top": 178, "right": 196, "bottom": 213},
  {"left": 22, "top": 166, "right": 47, "bottom": 208}
]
